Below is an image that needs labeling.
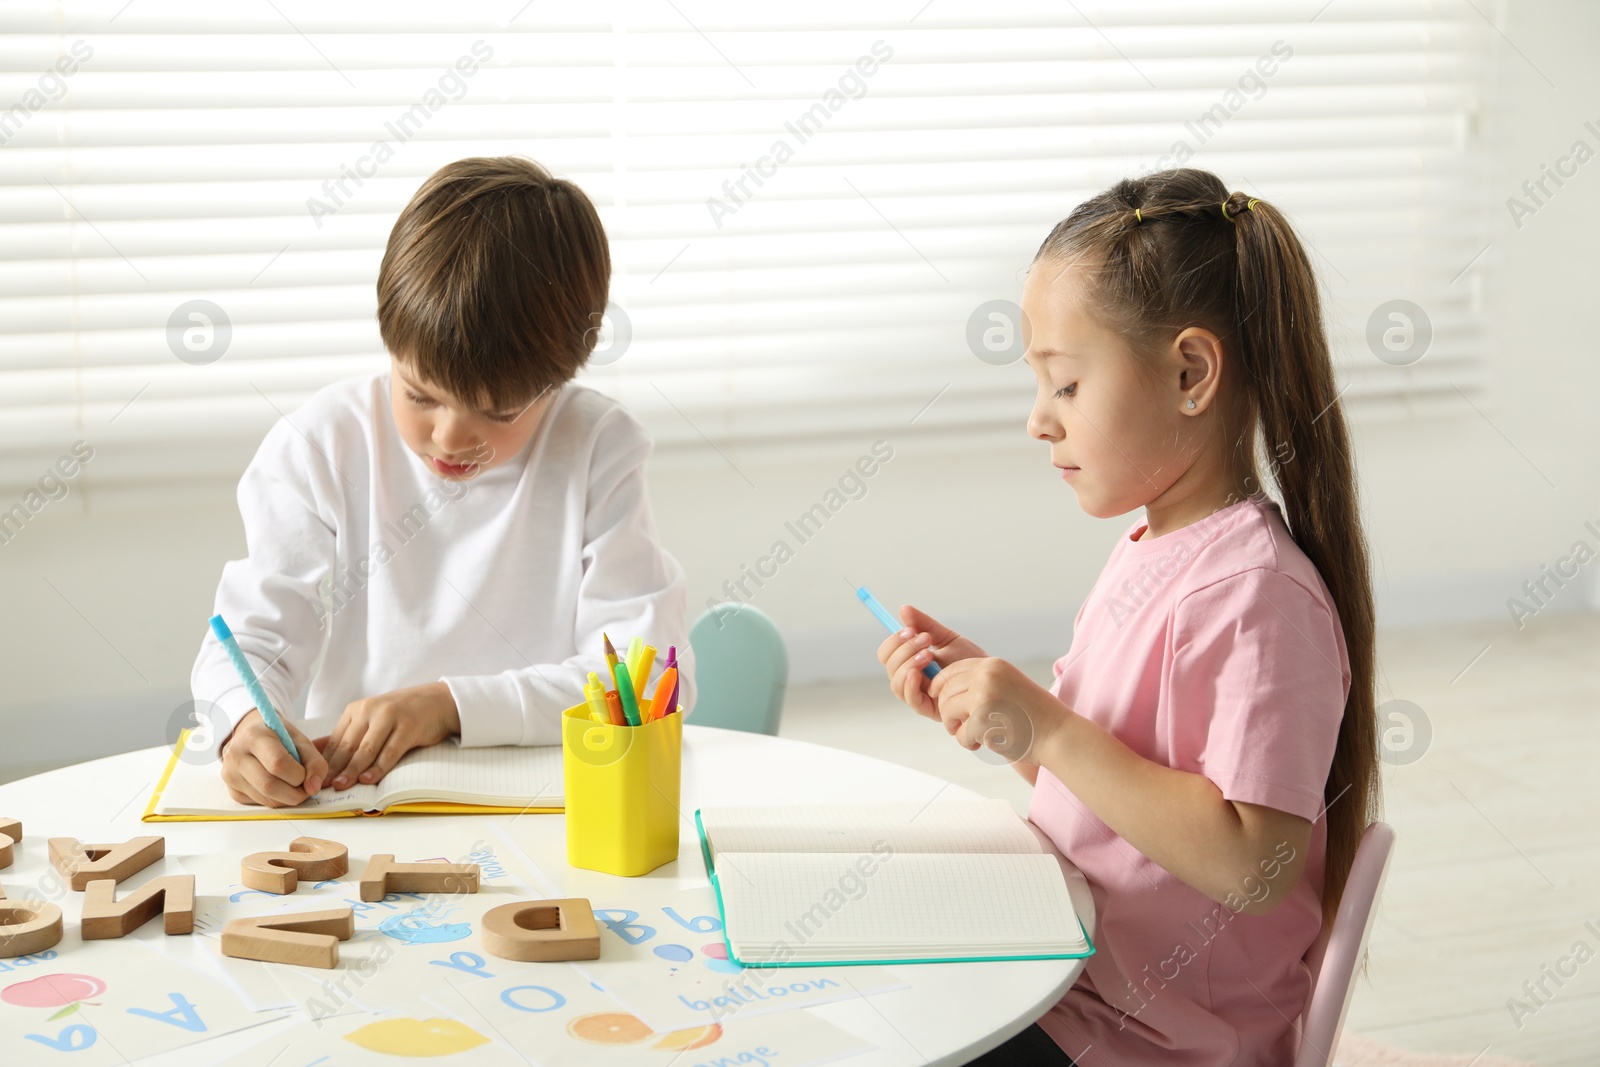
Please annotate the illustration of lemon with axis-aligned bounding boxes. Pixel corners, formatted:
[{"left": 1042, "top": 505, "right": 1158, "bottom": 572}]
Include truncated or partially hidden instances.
[
  {"left": 344, "top": 1017, "right": 490, "bottom": 1056},
  {"left": 566, "top": 1011, "right": 653, "bottom": 1045},
  {"left": 654, "top": 1023, "right": 723, "bottom": 1050}
]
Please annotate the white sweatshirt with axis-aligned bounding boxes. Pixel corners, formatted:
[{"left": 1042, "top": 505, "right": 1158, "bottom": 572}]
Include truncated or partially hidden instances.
[{"left": 190, "top": 368, "right": 694, "bottom": 747}]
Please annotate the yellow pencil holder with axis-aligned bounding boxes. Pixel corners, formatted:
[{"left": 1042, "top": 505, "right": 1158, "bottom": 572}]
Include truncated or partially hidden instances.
[{"left": 562, "top": 703, "right": 682, "bottom": 877}]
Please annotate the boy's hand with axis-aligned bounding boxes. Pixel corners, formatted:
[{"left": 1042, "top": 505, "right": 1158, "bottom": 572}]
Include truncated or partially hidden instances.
[
  {"left": 876, "top": 604, "right": 987, "bottom": 721},
  {"left": 220, "top": 711, "right": 329, "bottom": 808},
  {"left": 321, "top": 681, "right": 461, "bottom": 790},
  {"left": 928, "top": 657, "right": 1066, "bottom": 765}
]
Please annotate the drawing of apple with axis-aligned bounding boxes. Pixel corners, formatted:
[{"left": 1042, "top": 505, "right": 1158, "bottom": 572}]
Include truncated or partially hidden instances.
[{"left": 2, "top": 974, "right": 106, "bottom": 1010}]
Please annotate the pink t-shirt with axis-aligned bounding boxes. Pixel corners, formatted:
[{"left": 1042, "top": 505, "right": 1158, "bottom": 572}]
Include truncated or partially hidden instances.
[{"left": 1031, "top": 492, "right": 1349, "bottom": 1066}]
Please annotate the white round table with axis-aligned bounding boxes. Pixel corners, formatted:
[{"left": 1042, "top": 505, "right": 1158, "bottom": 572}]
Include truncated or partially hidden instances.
[{"left": 0, "top": 725, "right": 1092, "bottom": 1067}]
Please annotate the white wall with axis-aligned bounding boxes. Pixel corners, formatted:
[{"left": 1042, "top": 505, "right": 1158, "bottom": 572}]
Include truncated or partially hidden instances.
[{"left": 2, "top": 0, "right": 1596, "bottom": 779}]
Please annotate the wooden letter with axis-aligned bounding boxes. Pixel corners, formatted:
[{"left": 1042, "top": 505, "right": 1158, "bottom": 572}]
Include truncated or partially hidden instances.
[
  {"left": 0, "top": 819, "right": 19, "bottom": 871},
  {"left": 0, "top": 884, "right": 64, "bottom": 958},
  {"left": 482, "top": 898, "right": 600, "bottom": 962},
  {"left": 358, "top": 854, "right": 479, "bottom": 901},
  {"left": 48, "top": 836, "right": 165, "bottom": 890},
  {"left": 220, "top": 908, "right": 354, "bottom": 969},
  {"left": 241, "top": 837, "right": 349, "bottom": 895},
  {"left": 81, "top": 875, "right": 195, "bottom": 939}
]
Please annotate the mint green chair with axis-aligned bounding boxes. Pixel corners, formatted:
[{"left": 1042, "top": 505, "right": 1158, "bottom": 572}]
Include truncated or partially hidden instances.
[{"left": 687, "top": 603, "right": 788, "bottom": 735}]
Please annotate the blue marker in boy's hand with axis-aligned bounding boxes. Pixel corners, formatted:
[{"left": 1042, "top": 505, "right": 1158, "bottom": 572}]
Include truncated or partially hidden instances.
[
  {"left": 857, "top": 586, "right": 941, "bottom": 678},
  {"left": 209, "top": 613, "right": 302, "bottom": 766}
]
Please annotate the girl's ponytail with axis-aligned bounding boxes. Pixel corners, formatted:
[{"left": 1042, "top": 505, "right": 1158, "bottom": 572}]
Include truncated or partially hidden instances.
[
  {"left": 1225, "top": 192, "right": 1379, "bottom": 930},
  {"left": 1036, "top": 171, "right": 1379, "bottom": 929}
]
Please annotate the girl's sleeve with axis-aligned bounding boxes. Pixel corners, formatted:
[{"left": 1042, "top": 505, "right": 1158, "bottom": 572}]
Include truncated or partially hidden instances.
[
  {"left": 189, "top": 418, "right": 339, "bottom": 744},
  {"left": 1167, "top": 568, "right": 1349, "bottom": 822},
  {"left": 441, "top": 411, "right": 693, "bottom": 747}
]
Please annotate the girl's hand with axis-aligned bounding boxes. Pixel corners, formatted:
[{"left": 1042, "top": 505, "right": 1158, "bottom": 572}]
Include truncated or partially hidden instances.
[
  {"left": 321, "top": 681, "right": 461, "bottom": 789},
  {"left": 876, "top": 604, "right": 987, "bottom": 722},
  {"left": 220, "top": 711, "right": 329, "bottom": 808},
  {"left": 927, "top": 657, "right": 1068, "bottom": 765}
]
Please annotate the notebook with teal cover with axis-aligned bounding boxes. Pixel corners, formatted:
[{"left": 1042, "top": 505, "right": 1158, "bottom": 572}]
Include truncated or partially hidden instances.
[{"left": 695, "top": 799, "right": 1094, "bottom": 968}]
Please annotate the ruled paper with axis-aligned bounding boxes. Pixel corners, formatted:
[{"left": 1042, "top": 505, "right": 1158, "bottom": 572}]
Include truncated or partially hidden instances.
[
  {"left": 154, "top": 736, "right": 563, "bottom": 816},
  {"left": 379, "top": 740, "right": 564, "bottom": 805},
  {"left": 718, "top": 852, "right": 1086, "bottom": 962},
  {"left": 700, "top": 799, "right": 1041, "bottom": 857}
]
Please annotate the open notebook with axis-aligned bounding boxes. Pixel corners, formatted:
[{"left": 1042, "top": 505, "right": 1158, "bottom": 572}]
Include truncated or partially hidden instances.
[
  {"left": 695, "top": 798, "right": 1093, "bottom": 967},
  {"left": 144, "top": 727, "right": 564, "bottom": 821}
]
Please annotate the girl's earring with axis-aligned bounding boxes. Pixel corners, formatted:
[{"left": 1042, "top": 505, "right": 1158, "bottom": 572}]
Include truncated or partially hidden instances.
[{"left": 1186, "top": 399, "right": 1197, "bottom": 410}]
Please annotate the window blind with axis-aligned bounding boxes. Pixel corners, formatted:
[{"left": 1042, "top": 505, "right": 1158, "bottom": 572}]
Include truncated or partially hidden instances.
[{"left": 0, "top": 1, "right": 1493, "bottom": 496}]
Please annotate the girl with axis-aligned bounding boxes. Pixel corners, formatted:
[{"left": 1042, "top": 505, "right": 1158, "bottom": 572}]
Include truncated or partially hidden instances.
[{"left": 879, "top": 168, "right": 1378, "bottom": 1066}]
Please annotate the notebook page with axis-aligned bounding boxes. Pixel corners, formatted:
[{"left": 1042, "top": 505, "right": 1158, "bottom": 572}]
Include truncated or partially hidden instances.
[
  {"left": 154, "top": 753, "right": 377, "bottom": 816},
  {"left": 377, "top": 740, "right": 564, "bottom": 806},
  {"left": 717, "top": 852, "right": 1084, "bottom": 958},
  {"left": 700, "top": 799, "right": 1040, "bottom": 856},
  {"left": 154, "top": 733, "right": 563, "bottom": 815}
]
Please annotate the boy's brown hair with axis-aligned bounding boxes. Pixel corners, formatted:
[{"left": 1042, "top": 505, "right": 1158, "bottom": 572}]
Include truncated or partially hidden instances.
[{"left": 377, "top": 156, "right": 610, "bottom": 410}]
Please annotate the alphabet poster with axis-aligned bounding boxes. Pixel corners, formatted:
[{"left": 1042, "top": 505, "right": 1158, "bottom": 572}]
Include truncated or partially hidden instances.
[
  {"left": 179, "top": 831, "right": 540, "bottom": 922},
  {"left": 570, "top": 887, "right": 907, "bottom": 1032},
  {"left": 0, "top": 940, "right": 278, "bottom": 1066},
  {"left": 0, "top": 828, "right": 906, "bottom": 1066},
  {"left": 217, "top": 1009, "right": 521, "bottom": 1067},
  {"left": 427, "top": 975, "right": 874, "bottom": 1067},
  {"left": 181, "top": 832, "right": 543, "bottom": 1017},
  {"left": 186, "top": 840, "right": 869, "bottom": 1038}
]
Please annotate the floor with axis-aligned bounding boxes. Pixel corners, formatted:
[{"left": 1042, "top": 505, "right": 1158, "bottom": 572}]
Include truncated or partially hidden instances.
[{"left": 779, "top": 612, "right": 1600, "bottom": 1067}]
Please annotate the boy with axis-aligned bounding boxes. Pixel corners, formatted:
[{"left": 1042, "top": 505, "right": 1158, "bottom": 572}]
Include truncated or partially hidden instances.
[{"left": 191, "top": 156, "right": 693, "bottom": 808}]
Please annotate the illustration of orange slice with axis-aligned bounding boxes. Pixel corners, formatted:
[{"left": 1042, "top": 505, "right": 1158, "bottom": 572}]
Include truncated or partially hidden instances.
[
  {"left": 566, "top": 1011, "right": 654, "bottom": 1045},
  {"left": 654, "top": 1023, "right": 723, "bottom": 1050}
]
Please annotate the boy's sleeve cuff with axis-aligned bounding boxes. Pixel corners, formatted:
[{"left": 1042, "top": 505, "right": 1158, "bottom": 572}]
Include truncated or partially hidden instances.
[
  {"left": 442, "top": 674, "right": 525, "bottom": 748},
  {"left": 209, "top": 682, "right": 290, "bottom": 744}
]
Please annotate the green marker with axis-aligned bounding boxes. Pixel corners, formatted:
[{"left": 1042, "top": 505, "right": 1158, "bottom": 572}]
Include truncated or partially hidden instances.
[{"left": 613, "top": 661, "right": 643, "bottom": 727}]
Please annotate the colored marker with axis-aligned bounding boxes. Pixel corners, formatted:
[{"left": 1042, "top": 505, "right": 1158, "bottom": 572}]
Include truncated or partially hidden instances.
[
  {"left": 604, "top": 688, "right": 626, "bottom": 727},
  {"left": 584, "top": 671, "right": 609, "bottom": 723},
  {"left": 648, "top": 667, "right": 678, "bottom": 722},
  {"left": 613, "top": 661, "right": 642, "bottom": 727},
  {"left": 208, "top": 613, "right": 302, "bottom": 764},
  {"left": 856, "top": 586, "right": 940, "bottom": 678},
  {"left": 631, "top": 644, "right": 656, "bottom": 698},
  {"left": 664, "top": 645, "right": 680, "bottom": 717},
  {"left": 625, "top": 636, "right": 645, "bottom": 679},
  {"left": 602, "top": 633, "right": 620, "bottom": 675}
]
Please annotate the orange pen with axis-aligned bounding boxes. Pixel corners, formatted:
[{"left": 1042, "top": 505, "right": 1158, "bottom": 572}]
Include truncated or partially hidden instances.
[
  {"left": 604, "top": 688, "right": 626, "bottom": 727},
  {"left": 647, "top": 667, "right": 678, "bottom": 722}
]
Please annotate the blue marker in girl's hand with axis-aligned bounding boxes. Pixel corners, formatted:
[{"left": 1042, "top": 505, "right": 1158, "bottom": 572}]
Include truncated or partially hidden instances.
[{"left": 856, "top": 586, "right": 941, "bottom": 678}]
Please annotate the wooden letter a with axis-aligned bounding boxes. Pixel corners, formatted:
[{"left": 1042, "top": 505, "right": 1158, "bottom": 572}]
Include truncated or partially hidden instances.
[{"left": 49, "top": 836, "right": 165, "bottom": 890}]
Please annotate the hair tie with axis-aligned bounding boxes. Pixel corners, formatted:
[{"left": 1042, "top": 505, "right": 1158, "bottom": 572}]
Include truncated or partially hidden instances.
[
  {"left": 1133, "top": 207, "right": 1143, "bottom": 223},
  {"left": 1223, "top": 197, "right": 1262, "bottom": 223}
]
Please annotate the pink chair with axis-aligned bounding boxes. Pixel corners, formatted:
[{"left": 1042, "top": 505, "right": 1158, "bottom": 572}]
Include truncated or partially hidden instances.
[{"left": 1294, "top": 821, "right": 1397, "bottom": 1067}]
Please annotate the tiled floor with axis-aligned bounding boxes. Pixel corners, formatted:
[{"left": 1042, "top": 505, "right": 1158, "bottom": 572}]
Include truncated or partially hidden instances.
[{"left": 779, "top": 613, "right": 1600, "bottom": 1066}]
